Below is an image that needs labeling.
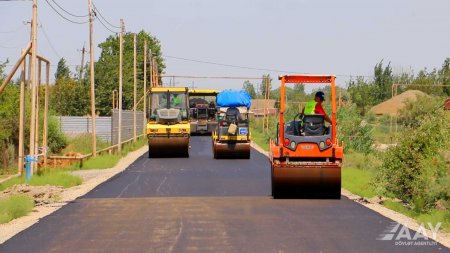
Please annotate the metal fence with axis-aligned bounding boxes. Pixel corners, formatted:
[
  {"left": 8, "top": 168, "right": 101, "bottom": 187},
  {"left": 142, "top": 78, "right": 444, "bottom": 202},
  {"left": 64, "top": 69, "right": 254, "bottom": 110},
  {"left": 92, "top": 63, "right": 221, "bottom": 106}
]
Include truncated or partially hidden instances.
[
  {"left": 111, "top": 109, "right": 144, "bottom": 145},
  {"left": 56, "top": 116, "right": 112, "bottom": 142},
  {"left": 55, "top": 110, "right": 144, "bottom": 144}
]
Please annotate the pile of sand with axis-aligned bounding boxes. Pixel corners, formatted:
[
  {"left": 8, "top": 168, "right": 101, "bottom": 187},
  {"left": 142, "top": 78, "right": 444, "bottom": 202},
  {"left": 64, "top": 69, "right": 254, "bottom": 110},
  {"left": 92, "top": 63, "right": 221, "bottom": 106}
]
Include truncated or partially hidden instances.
[{"left": 370, "top": 90, "right": 428, "bottom": 116}]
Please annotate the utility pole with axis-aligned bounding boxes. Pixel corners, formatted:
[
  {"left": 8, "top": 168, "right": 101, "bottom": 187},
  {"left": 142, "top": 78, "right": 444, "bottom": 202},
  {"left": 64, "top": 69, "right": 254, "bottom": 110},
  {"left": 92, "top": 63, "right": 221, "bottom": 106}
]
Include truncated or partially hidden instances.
[
  {"left": 29, "top": 0, "right": 38, "bottom": 173},
  {"left": 79, "top": 43, "right": 86, "bottom": 82},
  {"left": 43, "top": 62, "right": 49, "bottom": 167},
  {"left": 118, "top": 19, "right": 124, "bottom": 153},
  {"left": 133, "top": 33, "right": 137, "bottom": 142},
  {"left": 18, "top": 51, "right": 26, "bottom": 174},
  {"left": 143, "top": 41, "right": 147, "bottom": 135},
  {"left": 35, "top": 61, "right": 41, "bottom": 162},
  {"left": 88, "top": 0, "right": 97, "bottom": 156}
]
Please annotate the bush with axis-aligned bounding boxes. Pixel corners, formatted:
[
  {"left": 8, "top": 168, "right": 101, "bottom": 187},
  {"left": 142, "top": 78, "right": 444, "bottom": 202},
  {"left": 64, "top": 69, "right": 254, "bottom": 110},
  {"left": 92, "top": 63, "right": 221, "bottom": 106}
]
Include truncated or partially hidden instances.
[
  {"left": 337, "top": 104, "right": 374, "bottom": 153},
  {"left": 47, "top": 116, "right": 67, "bottom": 154},
  {"left": 398, "top": 95, "right": 441, "bottom": 128},
  {"left": 374, "top": 109, "right": 450, "bottom": 211}
]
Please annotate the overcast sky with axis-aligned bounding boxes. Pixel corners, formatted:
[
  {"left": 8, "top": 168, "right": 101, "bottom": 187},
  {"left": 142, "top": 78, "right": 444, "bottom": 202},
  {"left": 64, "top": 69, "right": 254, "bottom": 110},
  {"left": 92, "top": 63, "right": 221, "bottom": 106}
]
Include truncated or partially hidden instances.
[{"left": 1, "top": 0, "right": 449, "bottom": 91}]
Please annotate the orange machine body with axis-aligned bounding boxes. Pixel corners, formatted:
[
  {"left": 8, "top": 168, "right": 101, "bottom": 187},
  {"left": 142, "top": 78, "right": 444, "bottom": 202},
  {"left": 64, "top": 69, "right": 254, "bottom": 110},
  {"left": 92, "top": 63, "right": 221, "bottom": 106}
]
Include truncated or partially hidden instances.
[{"left": 270, "top": 75, "right": 344, "bottom": 198}]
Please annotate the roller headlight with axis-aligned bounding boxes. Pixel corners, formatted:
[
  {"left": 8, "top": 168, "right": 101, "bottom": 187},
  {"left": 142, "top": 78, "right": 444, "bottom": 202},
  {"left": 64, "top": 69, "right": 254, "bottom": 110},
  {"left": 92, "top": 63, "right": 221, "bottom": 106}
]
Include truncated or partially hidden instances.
[
  {"left": 319, "top": 142, "right": 325, "bottom": 149},
  {"left": 290, "top": 141, "right": 296, "bottom": 149}
]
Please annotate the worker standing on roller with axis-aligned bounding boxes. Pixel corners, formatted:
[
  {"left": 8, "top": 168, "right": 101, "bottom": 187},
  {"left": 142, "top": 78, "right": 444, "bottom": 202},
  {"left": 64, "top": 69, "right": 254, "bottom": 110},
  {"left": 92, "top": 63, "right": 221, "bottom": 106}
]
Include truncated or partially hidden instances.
[{"left": 302, "top": 91, "right": 332, "bottom": 123}]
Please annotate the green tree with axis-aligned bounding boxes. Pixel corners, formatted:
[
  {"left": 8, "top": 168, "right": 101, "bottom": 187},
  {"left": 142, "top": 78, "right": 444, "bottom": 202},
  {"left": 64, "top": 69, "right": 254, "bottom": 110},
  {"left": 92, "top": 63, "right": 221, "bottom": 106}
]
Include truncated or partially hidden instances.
[
  {"left": 438, "top": 58, "right": 450, "bottom": 96},
  {"left": 95, "top": 30, "right": 165, "bottom": 115},
  {"left": 348, "top": 77, "right": 377, "bottom": 115},
  {"left": 242, "top": 80, "right": 256, "bottom": 98},
  {"left": 259, "top": 74, "right": 271, "bottom": 98},
  {"left": 50, "top": 77, "right": 90, "bottom": 116},
  {"left": 55, "top": 58, "right": 71, "bottom": 80},
  {"left": 373, "top": 60, "right": 393, "bottom": 103}
]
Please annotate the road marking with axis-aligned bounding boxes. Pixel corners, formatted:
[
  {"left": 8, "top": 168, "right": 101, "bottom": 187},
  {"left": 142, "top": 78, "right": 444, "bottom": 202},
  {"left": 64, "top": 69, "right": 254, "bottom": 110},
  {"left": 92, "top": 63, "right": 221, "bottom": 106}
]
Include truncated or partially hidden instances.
[
  {"left": 117, "top": 174, "right": 141, "bottom": 198},
  {"left": 156, "top": 176, "right": 167, "bottom": 193},
  {"left": 168, "top": 218, "right": 184, "bottom": 253}
]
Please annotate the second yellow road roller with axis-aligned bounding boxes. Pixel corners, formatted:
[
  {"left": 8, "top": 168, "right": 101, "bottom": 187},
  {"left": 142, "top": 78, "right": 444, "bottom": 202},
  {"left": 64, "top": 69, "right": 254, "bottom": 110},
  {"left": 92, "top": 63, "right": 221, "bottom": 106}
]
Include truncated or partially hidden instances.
[
  {"left": 188, "top": 89, "right": 219, "bottom": 135},
  {"left": 212, "top": 90, "right": 252, "bottom": 159},
  {"left": 147, "top": 87, "right": 190, "bottom": 157}
]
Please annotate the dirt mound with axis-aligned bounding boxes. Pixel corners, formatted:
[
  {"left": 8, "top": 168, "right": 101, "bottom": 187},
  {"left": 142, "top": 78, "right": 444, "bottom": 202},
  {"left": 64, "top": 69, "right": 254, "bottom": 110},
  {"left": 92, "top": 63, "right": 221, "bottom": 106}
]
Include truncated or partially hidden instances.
[
  {"left": 370, "top": 90, "right": 428, "bottom": 116},
  {"left": 0, "top": 184, "right": 64, "bottom": 206}
]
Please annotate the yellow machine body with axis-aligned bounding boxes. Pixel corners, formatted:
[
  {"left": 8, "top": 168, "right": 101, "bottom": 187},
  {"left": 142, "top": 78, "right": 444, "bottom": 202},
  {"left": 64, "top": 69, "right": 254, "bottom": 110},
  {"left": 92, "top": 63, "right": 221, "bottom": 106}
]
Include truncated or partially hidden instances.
[{"left": 147, "top": 87, "right": 190, "bottom": 157}]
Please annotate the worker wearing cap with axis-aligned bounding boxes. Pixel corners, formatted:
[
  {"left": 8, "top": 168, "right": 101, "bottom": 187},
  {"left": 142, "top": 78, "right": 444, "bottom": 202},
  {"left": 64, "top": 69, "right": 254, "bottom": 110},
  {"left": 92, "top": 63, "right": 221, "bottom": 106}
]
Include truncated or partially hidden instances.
[{"left": 302, "top": 91, "right": 332, "bottom": 123}]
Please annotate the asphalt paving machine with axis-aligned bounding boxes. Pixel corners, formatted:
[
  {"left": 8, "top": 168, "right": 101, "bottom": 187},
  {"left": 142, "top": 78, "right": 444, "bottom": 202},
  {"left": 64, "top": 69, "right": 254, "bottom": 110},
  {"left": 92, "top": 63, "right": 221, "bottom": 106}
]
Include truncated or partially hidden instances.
[
  {"left": 212, "top": 90, "right": 252, "bottom": 159},
  {"left": 270, "top": 75, "right": 343, "bottom": 198},
  {"left": 188, "top": 89, "right": 219, "bottom": 134},
  {"left": 147, "top": 87, "right": 190, "bottom": 157}
]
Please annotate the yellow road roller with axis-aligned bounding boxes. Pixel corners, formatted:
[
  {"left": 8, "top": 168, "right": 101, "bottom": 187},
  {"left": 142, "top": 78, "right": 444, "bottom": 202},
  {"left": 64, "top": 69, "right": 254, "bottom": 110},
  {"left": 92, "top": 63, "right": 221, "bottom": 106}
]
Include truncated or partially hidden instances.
[
  {"left": 212, "top": 90, "right": 252, "bottom": 159},
  {"left": 188, "top": 89, "right": 219, "bottom": 135},
  {"left": 147, "top": 87, "right": 190, "bottom": 157}
]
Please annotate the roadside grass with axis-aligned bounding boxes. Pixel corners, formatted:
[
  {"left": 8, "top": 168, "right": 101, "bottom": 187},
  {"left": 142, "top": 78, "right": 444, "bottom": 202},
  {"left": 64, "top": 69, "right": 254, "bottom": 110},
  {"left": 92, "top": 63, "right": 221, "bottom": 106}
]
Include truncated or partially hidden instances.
[
  {"left": 61, "top": 134, "right": 110, "bottom": 155},
  {"left": 0, "top": 170, "right": 82, "bottom": 191},
  {"left": 69, "top": 137, "right": 147, "bottom": 170},
  {"left": 70, "top": 154, "right": 121, "bottom": 170},
  {"left": 383, "top": 200, "right": 450, "bottom": 233},
  {"left": 122, "top": 137, "right": 147, "bottom": 156},
  {"left": 342, "top": 167, "right": 376, "bottom": 198},
  {"left": 251, "top": 129, "right": 269, "bottom": 151},
  {"left": 0, "top": 195, "right": 34, "bottom": 224}
]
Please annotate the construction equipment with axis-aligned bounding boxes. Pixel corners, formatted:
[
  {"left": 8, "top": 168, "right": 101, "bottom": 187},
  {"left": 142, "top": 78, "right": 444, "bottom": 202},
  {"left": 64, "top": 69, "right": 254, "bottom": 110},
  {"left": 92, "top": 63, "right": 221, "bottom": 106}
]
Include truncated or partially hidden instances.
[
  {"left": 212, "top": 90, "right": 252, "bottom": 159},
  {"left": 147, "top": 87, "right": 190, "bottom": 157},
  {"left": 270, "top": 75, "right": 344, "bottom": 199},
  {"left": 188, "top": 89, "right": 219, "bottom": 134}
]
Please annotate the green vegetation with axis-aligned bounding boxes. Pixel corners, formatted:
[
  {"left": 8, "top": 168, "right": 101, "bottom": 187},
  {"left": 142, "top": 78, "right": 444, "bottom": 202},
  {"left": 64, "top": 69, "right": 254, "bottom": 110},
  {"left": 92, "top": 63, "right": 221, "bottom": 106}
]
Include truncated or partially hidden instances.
[
  {"left": 342, "top": 168, "right": 376, "bottom": 198},
  {"left": 61, "top": 134, "right": 110, "bottom": 155},
  {"left": 71, "top": 154, "right": 121, "bottom": 170},
  {"left": 95, "top": 31, "right": 164, "bottom": 116},
  {"left": 383, "top": 200, "right": 450, "bottom": 233},
  {"left": 0, "top": 170, "right": 82, "bottom": 191},
  {"left": 69, "top": 137, "right": 147, "bottom": 170},
  {"left": 0, "top": 195, "right": 34, "bottom": 224}
]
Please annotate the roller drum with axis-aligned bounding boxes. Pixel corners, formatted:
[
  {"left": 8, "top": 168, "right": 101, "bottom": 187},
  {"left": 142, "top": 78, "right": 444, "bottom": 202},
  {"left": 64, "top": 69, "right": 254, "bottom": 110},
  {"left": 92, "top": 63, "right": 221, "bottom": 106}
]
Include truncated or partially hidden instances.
[
  {"left": 213, "top": 142, "right": 250, "bottom": 159},
  {"left": 271, "top": 164, "right": 341, "bottom": 199},
  {"left": 148, "top": 136, "right": 189, "bottom": 158}
]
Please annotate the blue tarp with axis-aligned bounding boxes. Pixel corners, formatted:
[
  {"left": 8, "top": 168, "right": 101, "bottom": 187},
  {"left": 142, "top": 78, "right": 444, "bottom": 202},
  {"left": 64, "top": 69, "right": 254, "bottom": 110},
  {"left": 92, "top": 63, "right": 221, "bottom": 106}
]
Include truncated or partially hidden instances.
[{"left": 217, "top": 90, "right": 252, "bottom": 108}]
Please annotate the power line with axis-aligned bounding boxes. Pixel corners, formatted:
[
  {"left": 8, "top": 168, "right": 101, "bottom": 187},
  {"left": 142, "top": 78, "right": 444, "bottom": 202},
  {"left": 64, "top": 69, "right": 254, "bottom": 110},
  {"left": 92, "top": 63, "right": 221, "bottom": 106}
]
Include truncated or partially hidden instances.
[
  {"left": 95, "top": 13, "right": 119, "bottom": 34},
  {"left": 161, "top": 75, "right": 265, "bottom": 80},
  {"left": 163, "top": 54, "right": 298, "bottom": 73},
  {"left": 44, "top": 0, "right": 89, "bottom": 24},
  {"left": 92, "top": 2, "right": 120, "bottom": 29},
  {"left": 38, "top": 19, "right": 62, "bottom": 58},
  {"left": 49, "top": 0, "right": 88, "bottom": 18},
  {"left": 162, "top": 54, "right": 374, "bottom": 78}
]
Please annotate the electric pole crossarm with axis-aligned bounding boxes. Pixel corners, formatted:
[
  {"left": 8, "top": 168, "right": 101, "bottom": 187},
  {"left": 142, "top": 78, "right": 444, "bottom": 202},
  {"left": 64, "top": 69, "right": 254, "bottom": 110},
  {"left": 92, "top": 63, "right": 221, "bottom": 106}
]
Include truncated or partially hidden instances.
[{"left": 0, "top": 42, "right": 32, "bottom": 95}]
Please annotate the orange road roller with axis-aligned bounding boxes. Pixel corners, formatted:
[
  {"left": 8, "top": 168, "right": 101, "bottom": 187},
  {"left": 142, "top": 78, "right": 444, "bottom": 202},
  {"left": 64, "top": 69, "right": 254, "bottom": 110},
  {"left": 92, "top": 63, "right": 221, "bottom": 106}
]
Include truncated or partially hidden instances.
[{"left": 270, "top": 75, "right": 343, "bottom": 198}]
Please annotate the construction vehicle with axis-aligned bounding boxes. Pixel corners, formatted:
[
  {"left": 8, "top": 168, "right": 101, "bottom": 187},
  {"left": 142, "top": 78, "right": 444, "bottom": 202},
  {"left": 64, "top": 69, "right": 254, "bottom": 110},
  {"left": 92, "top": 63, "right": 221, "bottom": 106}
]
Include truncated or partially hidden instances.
[
  {"left": 188, "top": 89, "right": 219, "bottom": 134},
  {"left": 147, "top": 87, "right": 190, "bottom": 157},
  {"left": 270, "top": 75, "right": 343, "bottom": 198},
  {"left": 212, "top": 90, "right": 252, "bottom": 159}
]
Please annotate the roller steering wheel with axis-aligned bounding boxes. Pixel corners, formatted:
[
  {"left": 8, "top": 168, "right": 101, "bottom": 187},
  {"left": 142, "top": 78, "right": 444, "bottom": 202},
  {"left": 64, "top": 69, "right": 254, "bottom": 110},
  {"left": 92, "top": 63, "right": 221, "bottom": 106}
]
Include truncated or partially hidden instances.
[{"left": 293, "top": 112, "right": 304, "bottom": 135}]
